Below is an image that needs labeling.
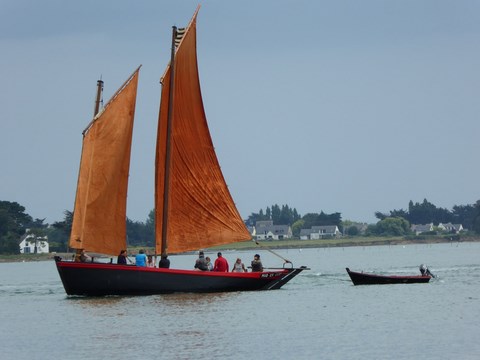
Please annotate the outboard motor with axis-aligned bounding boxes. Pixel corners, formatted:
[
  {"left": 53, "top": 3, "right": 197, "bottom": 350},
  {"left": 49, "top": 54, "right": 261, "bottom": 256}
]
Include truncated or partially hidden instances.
[{"left": 419, "top": 264, "right": 435, "bottom": 278}]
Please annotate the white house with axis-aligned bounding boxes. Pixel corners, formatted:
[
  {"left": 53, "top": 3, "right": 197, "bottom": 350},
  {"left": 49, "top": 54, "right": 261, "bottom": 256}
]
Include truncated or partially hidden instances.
[
  {"left": 299, "top": 228, "right": 312, "bottom": 240},
  {"left": 300, "top": 225, "right": 341, "bottom": 239},
  {"left": 411, "top": 223, "right": 434, "bottom": 235},
  {"left": 19, "top": 234, "right": 49, "bottom": 254},
  {"left": 438, "top": 223, "right": 464, "bottom": 233},
  {"left": 255, "top": 220, "right": 292, "bottom": 240}
]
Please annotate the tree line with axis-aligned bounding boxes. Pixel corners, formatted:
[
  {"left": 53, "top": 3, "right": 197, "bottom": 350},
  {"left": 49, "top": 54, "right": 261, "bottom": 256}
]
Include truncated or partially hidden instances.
[
  {"left": 0, "top": 201, "right": 156, "bottom": 254},
  {"left": 247, "top": 200, "right": 480, "bottom": 237},
  {"left": 372, "top": 199, "right": 480, "bottom": 235},
  {"left": 1, "top": 198, "right": 480, "bottom": 254}
]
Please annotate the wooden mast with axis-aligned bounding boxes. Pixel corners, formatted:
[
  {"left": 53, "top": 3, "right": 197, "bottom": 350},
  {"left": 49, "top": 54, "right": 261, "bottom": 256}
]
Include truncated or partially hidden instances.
[
  {"left": 160, "top": 26, "right": 177, "bottom": 256},
  {"left": 93, "top": 79, "right": 104, "bottom": 117},
  {"left": 75, "top": 80, "right": 103, "bottom": 262},
  {"left": 74, "top": 77, "right": 104, "bottom": 260}
]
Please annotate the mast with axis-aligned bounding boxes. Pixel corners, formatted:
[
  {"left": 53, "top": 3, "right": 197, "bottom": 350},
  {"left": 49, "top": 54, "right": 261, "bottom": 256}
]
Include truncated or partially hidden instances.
[
  {"left": 74, "top": 78, "right": 103, "bottom": 258},
  {"left": 93, "top": 79, "right": 104, "bottom": 117},
  {"left": 160, "top": 26, "right": 178, "bottom": 256}
]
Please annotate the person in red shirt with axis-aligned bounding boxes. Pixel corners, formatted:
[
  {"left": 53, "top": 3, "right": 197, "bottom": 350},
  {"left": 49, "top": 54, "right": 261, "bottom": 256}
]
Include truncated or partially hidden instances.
[{"left": 213, "top": 252, "right": 229, "bottom": 272}]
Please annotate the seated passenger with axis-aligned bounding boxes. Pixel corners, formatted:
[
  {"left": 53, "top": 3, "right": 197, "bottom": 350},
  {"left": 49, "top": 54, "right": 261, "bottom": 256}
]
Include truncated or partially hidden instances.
[
  {"left": 232, "top": 258, "right": 247, "bottom": 272},
  {"left": 159, "top": 254, "right": 170, "bottom": 268},
  {"left": 75, "top": 249, "right": 91, "bottom": 263},
  {"left": 251, "top": 254, "right": 263, "bottom": 272},
  {"left": 135, "top": 249, "right": 147, "bottom": 267},
  {"left": 117, "top": 250, "right": 127, "bottom": 265},
  {"left": 194, "top": 251, "right": 208, "bottom": 271},
  {"left": 147, "top": 255, "right": 155, "bottom": 268},
  {"left": 213, "top": 252, "right": 229, "bottom": 272},
  {"left": 205, "top": 256, "right": 213, "bottom": 271}
]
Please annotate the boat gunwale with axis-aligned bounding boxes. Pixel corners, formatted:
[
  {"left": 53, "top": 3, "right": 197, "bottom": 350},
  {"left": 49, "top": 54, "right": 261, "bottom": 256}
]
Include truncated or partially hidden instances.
[{"left": 56, "top": 260, "right": 292, "bottom": 278}]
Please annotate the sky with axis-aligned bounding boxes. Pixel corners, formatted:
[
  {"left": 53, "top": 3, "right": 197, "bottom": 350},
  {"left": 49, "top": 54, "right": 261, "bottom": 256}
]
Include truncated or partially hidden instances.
[{"left": 1, "top": 0, "right": 479, "bottom": 225}]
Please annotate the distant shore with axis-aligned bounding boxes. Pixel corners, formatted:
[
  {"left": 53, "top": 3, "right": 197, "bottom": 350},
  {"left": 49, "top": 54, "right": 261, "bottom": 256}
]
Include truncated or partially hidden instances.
[{"left": 1, "top": 235, "right": 479, "bottom": 263}]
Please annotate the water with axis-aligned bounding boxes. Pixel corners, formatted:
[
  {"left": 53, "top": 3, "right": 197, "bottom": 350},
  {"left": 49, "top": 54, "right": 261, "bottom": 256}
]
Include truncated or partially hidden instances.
[{"left": 1, "top": 242, "right": 479, "bottom": 360}]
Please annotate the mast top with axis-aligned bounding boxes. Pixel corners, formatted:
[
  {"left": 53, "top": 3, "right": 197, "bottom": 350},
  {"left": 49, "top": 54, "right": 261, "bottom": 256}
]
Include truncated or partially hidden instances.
[{"left": 93, "top": 78, "right": 104, "bottom": 117}]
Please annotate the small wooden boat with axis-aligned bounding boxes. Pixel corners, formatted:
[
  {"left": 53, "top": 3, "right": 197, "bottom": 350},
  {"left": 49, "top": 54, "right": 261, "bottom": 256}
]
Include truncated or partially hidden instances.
[{"left": 346, "top": 267, "right": 432, "bottom": 285}]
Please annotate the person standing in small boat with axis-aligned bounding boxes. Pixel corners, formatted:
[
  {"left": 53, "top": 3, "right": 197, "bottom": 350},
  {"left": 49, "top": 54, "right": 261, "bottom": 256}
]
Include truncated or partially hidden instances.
[
  {"left": 194, "top": 251, "right": 208, "bottom": 271},
  {"left": 213, "top": 252, "right": 229, "bottom": 272},
  {"left": 232, "top": 258, "right": 247, "bottom": 272},
  {"left": 251, "top": 254, "right": 263, "bottom": 272},
  {"left": 159, "top": 254, "right": 170, "bottom": 268},
  {"left": 135, "top": 249, "right": 147, "bottom": 267},
  {"left": 117, "top": 250, "right": 128, "bottom": 265}
]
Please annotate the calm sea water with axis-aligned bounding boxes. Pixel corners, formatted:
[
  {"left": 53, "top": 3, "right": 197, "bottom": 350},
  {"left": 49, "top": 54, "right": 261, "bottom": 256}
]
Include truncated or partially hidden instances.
[{"left": 1, "top": 242, "right": 479, "bottom": 360}]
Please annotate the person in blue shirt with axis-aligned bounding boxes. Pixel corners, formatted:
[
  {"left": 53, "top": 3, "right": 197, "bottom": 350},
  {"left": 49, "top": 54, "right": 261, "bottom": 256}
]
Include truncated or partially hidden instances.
[{"left": 135, "top": 249, "right": 147, "bottom": 267}]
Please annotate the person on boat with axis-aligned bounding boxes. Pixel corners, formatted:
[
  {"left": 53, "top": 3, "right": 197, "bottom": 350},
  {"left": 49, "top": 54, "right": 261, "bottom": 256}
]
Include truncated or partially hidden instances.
[
  {"left": 159, "top": 254, "right": 170, "bottom": 268},
  {"left": 251, "top": 254, "right": 264, "bottom": 272},
  {"left": 147, "top": 255, "right": 155, "bottom": 268},
  {"left": 213, "top": 252, "right": 229, "bottom": 272},
  {"left": 117, "top": 250, "right": 128, "bottom": 265},
  {"left": 194, "top": 251, "right": 208, "bottom": 271},
  {"left": 419, "top": 264, "right": 434, "bottom": 277},
  {"left": 232, "top": 258, "right": 247, "bottom": 272},
  {"left": 75, "top": 249, "right": 91, "bottom": 263},
  {"left": 205, "top": 256, "right": 214, "bottom": 271},
  {"left": 135, "top": 249, "right": 147, "bottom": 267}
]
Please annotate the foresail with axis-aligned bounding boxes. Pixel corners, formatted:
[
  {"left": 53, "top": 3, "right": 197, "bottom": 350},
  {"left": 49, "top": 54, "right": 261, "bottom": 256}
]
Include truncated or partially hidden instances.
[
  {"left": 155, "top": 9, "right": 251, "bottom": 254},
  {"left": 70, "top": 67, "right": 140, "bottom": 255}
]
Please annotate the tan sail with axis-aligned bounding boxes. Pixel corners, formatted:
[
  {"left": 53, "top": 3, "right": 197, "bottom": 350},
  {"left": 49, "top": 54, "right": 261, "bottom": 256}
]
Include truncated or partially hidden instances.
[
  {"left": 155, "top": 9, "right": 251, "bottom": 255},
  {"left": 70, "top": 67, "right": 140, "bottom": 255}
]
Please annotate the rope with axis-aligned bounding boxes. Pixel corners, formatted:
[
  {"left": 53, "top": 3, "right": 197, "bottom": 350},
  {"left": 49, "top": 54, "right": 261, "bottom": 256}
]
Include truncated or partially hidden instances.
[{"left": 253, "top": 240, "right": 291, "bottom": 263}]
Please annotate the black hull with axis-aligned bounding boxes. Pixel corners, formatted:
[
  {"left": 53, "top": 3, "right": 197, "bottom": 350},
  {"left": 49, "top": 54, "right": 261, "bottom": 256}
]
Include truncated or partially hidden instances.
[
  {"left": 346, "top": 268, "right": 431, "bottom": 286},
  {"left": 54, "top": 257, "right": 307, "bottom": 296}
]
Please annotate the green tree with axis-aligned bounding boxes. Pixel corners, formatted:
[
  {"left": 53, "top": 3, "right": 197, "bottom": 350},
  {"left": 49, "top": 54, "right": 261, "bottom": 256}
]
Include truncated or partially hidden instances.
[
  {"left": 26, "top": 227, "right": 47, "bottom": 254},
  {"left": 47, "top": 210, "right": 73, "bottom": 252},
  {"left": 145, "top": 210, "right": 155, "bottom": 242},
  {"left": 367, "top": 217, "right": 410, "bottom": 236},
  {"left": 247, "top": 204, "right": 301, "bottom": 226},
  {"left": 0, "top": 201, "right": 34, "bottom": 254},
  {"left": 342, "top": 220, "right": 360, "bottom": 236},
  {"left": 302, "top": 211, "right": 341, "bottom": 229},
  {"left": 451, "top": 204, "right": 477, "bottom": 230},
  {"left": 346, "top": 226, "right": 359, "bottom": 236},
  {"left": 472, "top": 200, "right": 480, "bottom": 234},
  {"left": 374, "top": 211, "right": 387, "bottom": 221},
  {"left": 246, "top": 208, "right": 270, "bottom": 226},
  {"left": 291, "top": 219, "right": 305, "bottom": 237},
  {"left": 125, "top": 211, "right": 155, "bottom": 247},
  {"left": 126, "top": 218, "right": 145, "bottom": 246},
  {"left": 271, "top": 204, "right": 281, "bottom": 223},
  {"left": 0, "top": 201, "right": 33, "bottom": 236},
  {"left": 265, "top": 207, "right": 271, "bottom": 220},
  {"left": 0, "top": 233, "right": 19, "bottom": 254},
  {"left": 408, "top": 199, "right": 451, "bottom": 225}
]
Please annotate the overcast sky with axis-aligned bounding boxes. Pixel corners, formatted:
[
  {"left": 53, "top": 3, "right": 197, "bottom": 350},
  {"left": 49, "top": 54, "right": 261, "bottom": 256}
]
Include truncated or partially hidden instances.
[{"left": 1, "top": 0, "right": 479, "bottom": 225}]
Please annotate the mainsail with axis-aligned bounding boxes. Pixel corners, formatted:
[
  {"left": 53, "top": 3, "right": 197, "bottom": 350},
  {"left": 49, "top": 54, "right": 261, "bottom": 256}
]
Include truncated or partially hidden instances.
[
  {"left": 155, "top": 8, "right": 251, "bottom": 254},
  {"left": 70, "top": 67, "right": 140, "bottom": 255}
]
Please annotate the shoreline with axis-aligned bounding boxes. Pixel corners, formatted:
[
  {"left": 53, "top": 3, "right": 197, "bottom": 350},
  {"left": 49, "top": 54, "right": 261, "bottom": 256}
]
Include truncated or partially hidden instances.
[{"left": 2, "top": 236, "right": 479, "bottom": 263}]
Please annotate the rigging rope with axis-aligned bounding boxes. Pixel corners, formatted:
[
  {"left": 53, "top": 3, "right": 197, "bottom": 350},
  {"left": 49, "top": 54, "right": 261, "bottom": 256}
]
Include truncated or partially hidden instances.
[{"left": 253, "top": 240, "right": 291, "bottom": 264}]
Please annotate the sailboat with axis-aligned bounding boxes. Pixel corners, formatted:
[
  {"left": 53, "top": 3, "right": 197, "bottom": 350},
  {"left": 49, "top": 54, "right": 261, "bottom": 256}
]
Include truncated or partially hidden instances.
[{"left": 54, "top": 7, "right": 308, "bottom": 296}]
